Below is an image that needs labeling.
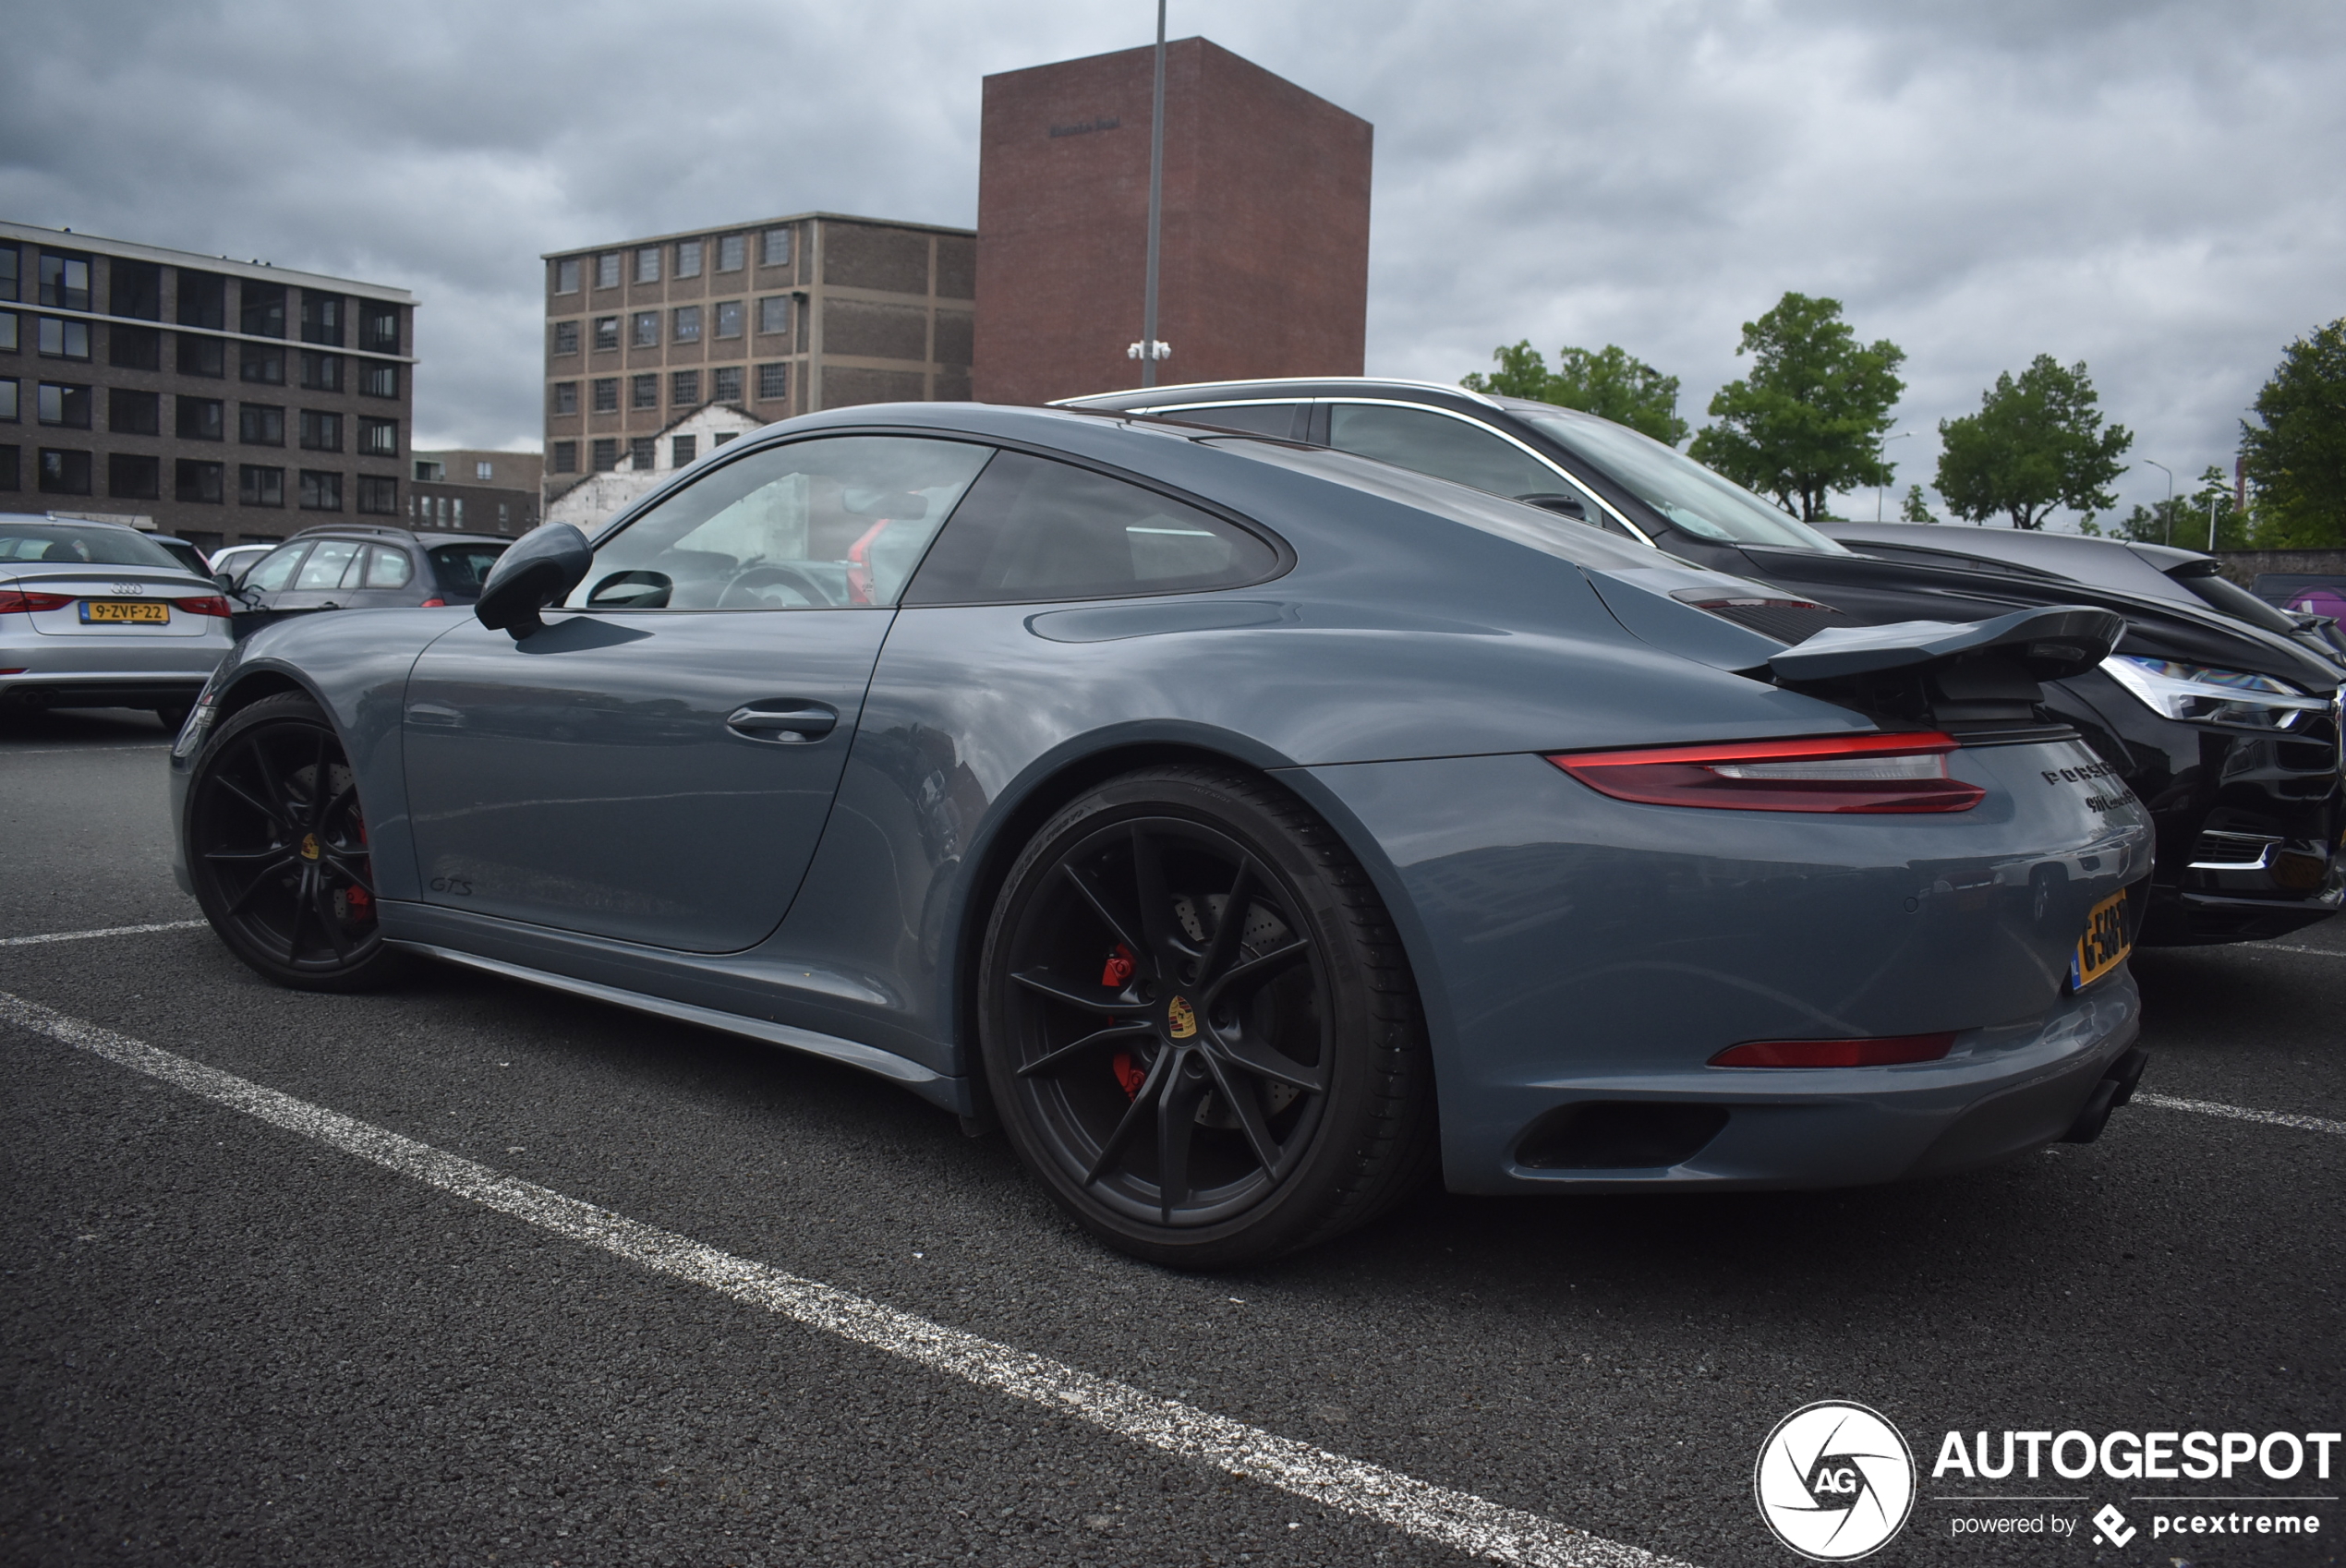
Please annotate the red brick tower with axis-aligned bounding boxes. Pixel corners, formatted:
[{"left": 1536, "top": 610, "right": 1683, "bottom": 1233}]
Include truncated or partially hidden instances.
[{"left": 973, "top": 37, "right": 1372, "bottom": 406}]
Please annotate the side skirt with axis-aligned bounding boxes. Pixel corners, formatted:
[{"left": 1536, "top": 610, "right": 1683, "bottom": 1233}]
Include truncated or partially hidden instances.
[{"left": 389, "top": 941, "right": 973, "bottom": 1116}]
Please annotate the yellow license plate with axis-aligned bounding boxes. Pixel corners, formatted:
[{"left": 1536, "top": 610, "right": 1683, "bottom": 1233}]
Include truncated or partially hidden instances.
[
  {"left": 81, "top": 599, "right": 169, "bottom": 623},
  {"left": 2071, "top": 888, "right": 2131, "bottom": 989}
]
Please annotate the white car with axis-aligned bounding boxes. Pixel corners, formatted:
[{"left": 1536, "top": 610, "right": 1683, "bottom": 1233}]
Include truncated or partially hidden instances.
[{"left": 0, "top": 514, "right": 235, "bottom": 729}]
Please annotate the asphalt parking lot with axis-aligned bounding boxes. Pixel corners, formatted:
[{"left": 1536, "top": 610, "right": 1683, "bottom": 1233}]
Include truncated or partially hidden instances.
[{"left": 3, "top": 709, "right": 2340, "bottom": 1568}]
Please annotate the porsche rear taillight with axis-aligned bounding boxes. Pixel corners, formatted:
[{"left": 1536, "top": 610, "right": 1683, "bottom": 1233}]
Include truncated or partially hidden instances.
[
  {"left": 173, "top": 595, "right": 234, "bottom": 617},
  {"left": 419, "top": 597, "right": 447, "bottom": 608},
  {"left": 1710, "top": 1032, "right": 1957, "bottom": 1067},
  {"left": 0, "top": 590, "right": 73, "bottom": 614},
  {"left": 1549, "top": 731, "right": 1984, "bottom": 814}
]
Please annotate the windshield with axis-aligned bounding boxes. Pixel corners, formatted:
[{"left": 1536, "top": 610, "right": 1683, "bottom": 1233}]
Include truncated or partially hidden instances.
[
  {"left": 0, "top": 522, "right": 184, "bottom": 570},
  {"left": 1506, "top": 405, "right": 1849, "bottom": 553}
]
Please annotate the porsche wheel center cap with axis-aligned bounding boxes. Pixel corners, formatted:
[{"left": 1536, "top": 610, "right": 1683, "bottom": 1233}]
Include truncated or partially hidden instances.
[
  {"left": 298, "top": 833, "right": 320, "bottom": 861},
  {"left": 1165, "top": 995, "right": 1198, "bottom": 1041}
]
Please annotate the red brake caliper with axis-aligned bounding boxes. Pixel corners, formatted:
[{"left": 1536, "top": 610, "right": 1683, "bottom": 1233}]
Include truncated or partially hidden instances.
[{"left": 1102, "top": 943, "right": 1145, "bottom": 1098}]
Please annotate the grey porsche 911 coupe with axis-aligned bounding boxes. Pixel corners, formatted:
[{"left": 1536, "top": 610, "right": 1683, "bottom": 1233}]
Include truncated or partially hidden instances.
[{"left": 171, "top": 403, "right": 2152, "bottom": 1266}]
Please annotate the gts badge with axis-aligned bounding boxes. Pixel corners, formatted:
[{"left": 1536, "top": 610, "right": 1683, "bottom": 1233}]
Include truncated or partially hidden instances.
[{"left": 429, "top": 875, "right": 474, "bottom": 896}]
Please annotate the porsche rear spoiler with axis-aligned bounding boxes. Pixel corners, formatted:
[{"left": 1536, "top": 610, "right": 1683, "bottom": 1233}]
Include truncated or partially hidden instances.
[{"left": 1767, "top": 606, "right": 2126, "bottom": 736}]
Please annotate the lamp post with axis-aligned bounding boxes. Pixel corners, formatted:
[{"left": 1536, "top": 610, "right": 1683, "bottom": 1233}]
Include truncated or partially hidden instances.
[
  {"left": 1137, "top": 0, "right": 1169, "bottom": 386},
  {"left": 2143, "top": 459, "right": 2172, "bottom": 546},
  {"left": 1876, "top": 431, "right": 1914, "bottom": 522},
  {"left": 2207, "top": 488, "right": 2221, "bottom": 552}
]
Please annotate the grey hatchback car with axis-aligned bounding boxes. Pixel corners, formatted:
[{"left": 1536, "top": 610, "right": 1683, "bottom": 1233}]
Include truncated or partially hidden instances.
[
  {"left": 229, "top": 525, "right": 511, "bottom": 638},
  {"left": 0, "top": 514, "right": 233, "bottom": 728}
]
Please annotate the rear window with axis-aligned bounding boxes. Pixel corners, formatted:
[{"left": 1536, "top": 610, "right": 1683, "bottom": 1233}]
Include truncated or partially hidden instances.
[
  {"left": 2174, "top": 569, "right": 2303, "bottom": 636},
  {"left": 428, "top": 543, "right": 511, "bottom": 599},
  {"left": 0, "top": 523, "right": 181, "bottom": 569}
]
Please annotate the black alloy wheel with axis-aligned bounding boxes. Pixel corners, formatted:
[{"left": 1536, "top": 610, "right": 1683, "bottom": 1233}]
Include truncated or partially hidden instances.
[
  {"left": 980, "top": 766, "right": 1434, "bottom": 1267},
  {"left": 187, "top": 692, "right": 407, "bottom": 992}
]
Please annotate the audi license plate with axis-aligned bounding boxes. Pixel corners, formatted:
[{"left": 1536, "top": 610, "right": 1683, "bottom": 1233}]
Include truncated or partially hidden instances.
[
  {"left": 2070, "top": 887, "right": 2131, "bottom": 990},
  {"left": 80, "top": 599, "right": 168, "bottom": 624}
]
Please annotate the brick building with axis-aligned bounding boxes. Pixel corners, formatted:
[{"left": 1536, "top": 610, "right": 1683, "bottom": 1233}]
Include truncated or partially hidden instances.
[
  {"left": 409, "top": 448, "right": 542, "bottom": 537},
  {"left": 0, "top": 219, "right": 415, "bottom": 553},
  {"left": 540, "top": 213, "right": 973, "bottom": 508},
  {"left": 973, "top": 38, "right": 1372, "bottom": 407}
]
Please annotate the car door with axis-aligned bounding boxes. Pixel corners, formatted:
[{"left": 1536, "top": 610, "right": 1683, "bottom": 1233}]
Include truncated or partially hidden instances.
[
  {"left": 228, "top": 539, "right": 312, "bottom": 638},
  {"left": 401, "top": 432, "right": 996, "bottom": 953}
]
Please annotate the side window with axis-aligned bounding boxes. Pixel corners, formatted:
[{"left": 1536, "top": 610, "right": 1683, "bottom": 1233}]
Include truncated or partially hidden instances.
[
  {"left": 1151, "top": 402, "right": 1302, "bottom": 439},
  {"left": 295, "top": 539, "right": 359, "bottom": 589},
  {"left": 1326, "top": 404, "right": 1576, "bottom": 507},
  {"left": 363, "top": 544, "right": 414, "bottom": 588},
  {"left": 904, "top": 451, "right": 1280, "bottom": 606},
  {"left": 566, "top": 435, "right": 992, "bottom": 611},
  {"left": 243, "top": 542, "right": 309, "bottom": 593}
]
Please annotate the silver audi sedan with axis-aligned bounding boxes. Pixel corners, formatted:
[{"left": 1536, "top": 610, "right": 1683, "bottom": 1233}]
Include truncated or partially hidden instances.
[{"left": 0, "top": 514, "right": 234, "bottom": 730}]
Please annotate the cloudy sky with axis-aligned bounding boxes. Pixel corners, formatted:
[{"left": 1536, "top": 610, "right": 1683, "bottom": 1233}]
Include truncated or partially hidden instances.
[{"left": 7, "top": 0, "right": 2340, "bottom": 526}]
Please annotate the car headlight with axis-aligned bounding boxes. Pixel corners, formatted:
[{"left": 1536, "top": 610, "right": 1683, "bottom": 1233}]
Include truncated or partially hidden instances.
[{"left": 2098, "top": 654, "right": 2330, "bottom": 731}]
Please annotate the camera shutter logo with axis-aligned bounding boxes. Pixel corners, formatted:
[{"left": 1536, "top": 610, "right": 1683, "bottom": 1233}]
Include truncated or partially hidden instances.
[{"left": 1753, "top": 1401, "right": 1917, "bottom": 1561}]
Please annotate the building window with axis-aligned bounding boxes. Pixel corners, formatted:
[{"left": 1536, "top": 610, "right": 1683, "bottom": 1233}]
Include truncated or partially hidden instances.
[
  {"left": 0, "top": 379, "right": 14, "bottom": 420},
  {"left": 110, "top": 324, "right": 163, "bottom": 370},
  {"left": 110, "top": 259, "right": 163, "bottom": 320},
  {"left": 108, "top": 452, "right": 160, "bottom": 500},
  {"left": 671, "top": 369, "right": 699, "bottom": 407},
  {"left": 177, "top": 396, "right": 224, "bottom": 440},
  {"left": 676, "top": 239, "right": 703, "bottom": 279},
  {"left": 299, "top": 351, "right": 343, "bottom": 392},
  {"left": 715, "top": 431, "right": 737, "bottom": 447},
  {"left": 555, "top": 257, "right": 581, "bottom": 295},
  {"left": 551, "top": 381, "right": 578, "bottom": 416},
  {"left": 358, "top": 301, "right": 400, "bottom": 354},
  {"left": 0, "top": 311, "right": 15, "bottom": 352},
  {"left": 358, "top": 416, "right": 398, "bottom": 455},
  {"left": 762, "top": 228, "right": 792, "bottom": 268},
  {"left": 240, "top": 344, "right": 284, "bottom": 384},
  {"left": 629, "top": 436, "right": 655, "bottom": 470},
  {"left": 0, "top": 244, "right": 17, "bottom": 302},
  {"left": 299, "top": 410, "right": 344, "bottom": 452},
  {"left": 757, "top": 296, "right": 791, "bottom": 336},
  {"left": 591, "top": 438, "right": 620, "bottom": 471},
  {"left": 718, "top": 235, "right": 745, "bottom": 272},
  {"left": 357, "top": 475, "right": 397, "bottom": 514},
  {"left": 240, "top": 281, "right": 286, "bottom": 338},
  {"left": 593, "top": 316, "right": 621, "bottom": 352},
  {"left": 498, "top": 502, "right": 509, "bottom": 527},
  {"left": 299, "top": 469, "right": 343, "bottom": 511},
  {"left": 178, "top": 334, "right": 225, "bottom": 378},
  {"left": 109, "top": 387, "right": 161, "bottom": 435},
  {"left": 359, "top": 361, "right": 398, "bottom": 398},
  {"left": 592, "top": 378, "right": 619, "bottom": 414},
  {"left": 300, "top": 293, "right": 345, "bottom": 346},
  {"left": 671, "top": 434, "right": 696, "bottom": 466},
  {"left": 631, "top": 374, "right": 658, "bottom": 410},
  {"left": 711, "top": 366, "right": 742, "bottom": 403},
  {"left": 631, "top": 311, "right": 659, "bottom": 348},
  {"left": 453, "top": 497, "right": 465, "bottom": 526},
  {"left": 37, "top": 382, "right": 91, "bottom": 428},
  {"left": 551, "top": 440, "right": 577, "bottom": 474},
  {"left": 635, "top": 247, "right": 660, "bottom": 284},
  {"left": 553, "top": 320, "right": 579, "bottom": 356},
  {"left": 175, "top": 458, "right": 224, "bottom": 503},
  {"left": 176, "top": 271, "right": 226, "bottom": 330},
  {"left": 414, "top": 459, "right": 444, "bottom": 481},
  {"left": 239, "top": 404, "right": 285, "bottom": 445},
  {"left": 672, "top": 305, "right": 701, "bottom": 344},
  {"left": 37, "top": 318, "right": 91, "bottom": 360},
  {"left": 757, "top": 362, "right": 789, "bottom": 402},
  {"left": 239, "top": 464, "right": 284, "bottom": 507},
  {"left": 713, "top": 300, "right": 743, "bottom": 340},
  {"left": 39, "top": 252, "right": 92, "bottom": 311},
  {"left": 39, "top": 447, "right": 93, "bottom": 494},
  {"left": 597, "top": 253, "right": 621, "bottom": 290}
]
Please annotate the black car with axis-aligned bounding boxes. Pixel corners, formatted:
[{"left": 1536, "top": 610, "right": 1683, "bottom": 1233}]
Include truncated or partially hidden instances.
[
  {"left": 227, "top": 525, "right": 512, "bottom": 639},
  {"left": 1061, "top": 378, "right": 2344, "bottom": 945}
]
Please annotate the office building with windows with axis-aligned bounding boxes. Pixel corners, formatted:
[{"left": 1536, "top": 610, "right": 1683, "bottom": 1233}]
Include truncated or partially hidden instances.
[
  {"left": 0, "top": 219, "right": 416, "bottom": 554},
  {"left": 540, "top": 213, "right": 973, "bottom": 510},
  {"left": 409, "top": 448, "right": 542, "bottom": 537}
]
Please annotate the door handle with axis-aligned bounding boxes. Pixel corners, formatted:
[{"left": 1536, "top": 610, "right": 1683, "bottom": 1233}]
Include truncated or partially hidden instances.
[{"left": 726, "top": 701, "right": 838, "bottom": 743}]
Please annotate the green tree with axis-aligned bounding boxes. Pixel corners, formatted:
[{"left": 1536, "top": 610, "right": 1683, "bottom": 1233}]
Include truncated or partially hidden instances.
[
  {"left": 2105, "top": 466, "right": 2246, "bottom": 548},
  {"left": 1933, "top": 355, "right": 2132, "bottom": 530},
  {"left": 1687, "top": 293, "right": 1906, "bottom": 521},
  {"left": 1899, "top": 484, "right": 1937, "bottom": 524},
  {"left": 1463, "top": 341, "right": 1690, "bottom": 444},
  {"left": 2239, "top": 320, "right": 2346, "bottom": 548}
]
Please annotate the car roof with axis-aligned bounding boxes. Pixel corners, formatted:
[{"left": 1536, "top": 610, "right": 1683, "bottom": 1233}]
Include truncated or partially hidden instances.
[
  {"left": 1056, "top": 377, "right": 1505, "bottom": 413},
  {"left": 283, "top": 526, "right": 510, "bottom": 549},
  {"left": 0, "top": 512, "right": 149, "bottom": 531}
]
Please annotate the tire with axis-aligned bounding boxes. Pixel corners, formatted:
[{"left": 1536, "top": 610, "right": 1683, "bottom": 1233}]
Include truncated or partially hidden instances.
[
  {"left": 185, "top": 691, "right": 409, "bottom": 992},
  {"left": 977, "top": 766, "right": 1435, "bottom": 1268}
]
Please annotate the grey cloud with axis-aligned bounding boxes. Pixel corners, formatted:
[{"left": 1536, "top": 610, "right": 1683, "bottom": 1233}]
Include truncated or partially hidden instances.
[{"left": 6, "top": 0, "right": 2338, "bottom": 525}]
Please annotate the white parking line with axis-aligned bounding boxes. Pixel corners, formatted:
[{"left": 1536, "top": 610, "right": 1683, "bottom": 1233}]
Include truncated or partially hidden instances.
[
  {"left": 0, "top": 920, "right": 209, "bottom": 948},
  {"left": 1, "top": 743, "right": 170, "bottom": 755},
  {"left": 2248, "top": 944, "right": 2346, "bottom": 959},
  {"left": 2135, "top": 1092, "right": 2346, "bottom": 1139},
  {"left": 0, "top": 989, "right": 1682, "bottom": 1568}
]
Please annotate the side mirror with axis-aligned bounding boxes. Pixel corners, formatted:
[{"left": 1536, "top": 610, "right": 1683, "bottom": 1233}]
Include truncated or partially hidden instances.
[
  {"left": 475, "top": 523, "right": 592, "bottom": 640},
  {"left": 212, "top": 570, "right": 237, "bottom": 592}
]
